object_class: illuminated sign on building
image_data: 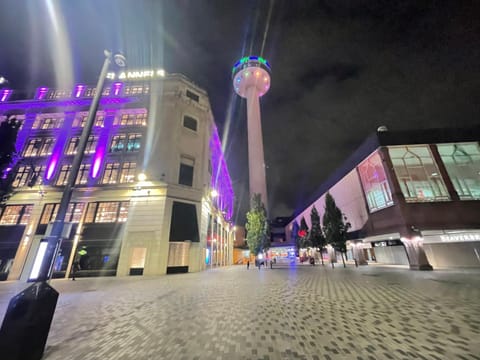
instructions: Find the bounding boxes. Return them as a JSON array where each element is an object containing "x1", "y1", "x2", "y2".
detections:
[
  {"x1": 423, "y1": 232, "x2": 480, "y2": 244},
  {"x1": 106, "y1": 69, "x2": 166, "y2": 80},
  {"x1": 440, "y1": 233, "x2": 480, "y2": 242}
]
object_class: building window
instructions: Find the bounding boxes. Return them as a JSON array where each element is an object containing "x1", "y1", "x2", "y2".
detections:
[
  {"x1": 126, "y1": 133, "x2": 142, "y2": 152},
  {"x1": 101, "y1": 162, "x2": 120, "y2": 184},
  {"x1": 438, "y1": 143, "x2": 480, "y2": 200},
  {"x1": 186, "y1": 89, "x2": 199, "y2": 102},
  {"x1": 124, "y1": 86, "x2": 148, "y2": 95},
  {"x1": 39, "y1": 138, "x2": 55, "y2": 156},
  {"x1": 56, "y1": 164, "x2": 72, "y2": 186},
  {"x1": 119, "y1": 162, "x2": 136, "y2": 183},
  {"x1": 84, "y1": 201, "x2": 130, "y2": 223},
  {"x1": 23, "y1": 138, "x2": 42, "y2": 157},
  {"x1": 116, "y1": 111, "x2": 148, "y2": 126},
  {"x1": 48, "y1": 90, "x2": 71, "y2": 99},
  {"x1": 12, "y1": 165, "x2": 44, "y2": 188},
  {"x1": 65, "y1": 135, "x2": 97, "y2": 154},
  {"x1": 73, "y1": 112, "x2": 104, "y2": 127},
  {"x1": 85, "y1": 135, "x2": 98, "y2": 154},
  {"x1": 76, "y1": 164, "x2": 91, "y2": 185},
  {"x1": 23, "y1": 138, "x2": 55, "y2": 157},
  {"x1": 0, "y1": 205, "x2": 33, "y2": 225},
  {"x1": 12, "y1": 166, "x2": 31, "y2": 188},
  {"x1": 92, "y1": 203, "x2": 108, "y2": 222},
  {"x1": 66, "y1": 137, "x2": 80, "y2": 155},
  {"x1": 183, "y1": 115, "x2": 198, "y2": 132},
  {"x1": 39, "y1": 203, "x2": 85, "y2": 224},
  {"x1": 32, "y1": 115, "x2": 64, "y2": 130},
  {"x1": 94, "y1": 115, "x2": 105, "y2": 127},
  {"x1": 388, "y1": 145, "x2": 450, "y2": 202},
  {"x1": 110, "y1": 134, "x2": 126, "y2": 152},
  {"x1": 358, "y1": 151, "x2": 394, "y2": 212},
  {"x1": 179, "y1": 156, "x2": 194, "y2": 187}
]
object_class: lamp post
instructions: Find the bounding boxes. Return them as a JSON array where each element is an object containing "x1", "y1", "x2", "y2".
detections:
[
  {"x1": 45, "y1": 50, "x2": 125, "y2": 280},
  {"x1": 0, "y1": 50, "x2": 126, "y2": 360}
]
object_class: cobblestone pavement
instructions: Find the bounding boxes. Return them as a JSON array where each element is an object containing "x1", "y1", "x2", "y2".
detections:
[{"x1": 1, "y1": 264, "x2": 480, "y2": 360}]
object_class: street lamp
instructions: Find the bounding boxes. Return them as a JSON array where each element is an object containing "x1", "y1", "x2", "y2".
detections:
[
  {"x1": 41, "y1": 50, "x2": 126, "y2": 281},
  {"x1": 0, "y1": 50, "x2": 126, "y2": 360}
]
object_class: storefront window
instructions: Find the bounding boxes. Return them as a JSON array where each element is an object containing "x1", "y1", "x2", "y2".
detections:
[
  {"x1": 437, "y1": 142, "x2": 480, "y2": 200},
  {"x1": 358, "y1": 151, "x2": 394, "y2": 212},
  {"x1": 388, "y1": 145, "x2": 449, "y2": 202}
]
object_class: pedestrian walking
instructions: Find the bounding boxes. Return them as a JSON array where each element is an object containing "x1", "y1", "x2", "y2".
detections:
[
  {"x1": 71, "y1": 261, "x2": 80, "y2": 281},
  {"x1": 247, "y1": 260, "x2": 250, "y2": 270}
]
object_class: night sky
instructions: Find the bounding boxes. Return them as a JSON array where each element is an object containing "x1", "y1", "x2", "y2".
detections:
[{"x1": 1, "y1": 0, "x2": 479, "y2": 223}]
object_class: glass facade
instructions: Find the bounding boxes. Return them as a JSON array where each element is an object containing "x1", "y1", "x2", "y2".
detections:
[
  {"x1": 437, "y1": 142, "x2": 480, "y2": 200},
  {"x1": 358, "y1": 151, "x2": 394, "y2": 212},
  {"x1": 388, "y1": 145, "x2": 449, "y2": 202}
]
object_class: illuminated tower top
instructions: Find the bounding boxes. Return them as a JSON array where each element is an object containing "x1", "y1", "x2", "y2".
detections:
[{"x1": 232, "y1": 56, "x2": 271, "y2": 98}]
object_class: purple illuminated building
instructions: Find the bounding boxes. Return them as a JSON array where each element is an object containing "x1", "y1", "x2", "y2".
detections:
[{"x1": 0, "y1": 70, "x2": 235, "y2": 281}]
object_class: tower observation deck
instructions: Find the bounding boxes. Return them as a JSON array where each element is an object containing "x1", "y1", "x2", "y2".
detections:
[{"x1": 232, "y1": 56, "x2": 271, "y2": 210}]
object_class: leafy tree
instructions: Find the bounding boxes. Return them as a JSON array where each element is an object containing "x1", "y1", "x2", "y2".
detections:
[
  {"x1": 298, "y1": 216, "x2": 311, "y2": 251},
  {"x1": 0, "y1": 116, "x2": 21, "y2": 205},
  {"x1": 309, "y1": 205, "x2": 326, "y2": 265},
  {"x1": 322, "y1": 192, "x2": 351, "y2": 268},
  {"x1": 291, "y1": 220, "x2": 299, "y2": 255},
  {"x1": 245, "y1": 193, "x2": 270, "y2": 257}
]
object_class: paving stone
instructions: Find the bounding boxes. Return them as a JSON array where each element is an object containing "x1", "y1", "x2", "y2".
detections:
[{"x1": 0, "y1": 265, "x2": 479, "y2": 359}]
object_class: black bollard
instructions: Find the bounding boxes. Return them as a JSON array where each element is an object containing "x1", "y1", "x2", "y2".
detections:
[{"x1": 0, "y1": 282, "x2": 59, "y2": 360}]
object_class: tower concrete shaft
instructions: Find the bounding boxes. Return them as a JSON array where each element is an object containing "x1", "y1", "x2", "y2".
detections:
[{"x1": 245, "y1": 86, "x2": 268, "y2": 208}]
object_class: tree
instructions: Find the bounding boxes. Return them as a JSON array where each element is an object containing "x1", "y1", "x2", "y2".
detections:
[
  {"x1": 245, "y1": 193, "x2": 270, "y2": 257},
  {"x1": 298, "y1": 217, "x2": 311, "y2": 253},
  {"x1": 309, "y1": 205, "x2": 326, "y2": 265},
  {"x1": 291, "y1": 220, "x2": 299, "y2": 255},
  {"x1": 0, "y1": 116, "x2": 21, "y2": 205},
  {"x1": 322, "y1": 192, "x2": 351, "y2": 268}
]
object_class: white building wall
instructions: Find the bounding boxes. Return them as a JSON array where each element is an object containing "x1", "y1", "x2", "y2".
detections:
[{"x1": 288, "y1": 169, "x2": 369, "y2": 234}]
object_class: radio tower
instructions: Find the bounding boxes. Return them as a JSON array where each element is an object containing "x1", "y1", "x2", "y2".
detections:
[{"x1": 232, "y1": 56, "x2": 271, "y2": 209}]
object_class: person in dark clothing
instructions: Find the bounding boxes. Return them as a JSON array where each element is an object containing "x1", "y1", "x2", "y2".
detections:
[
  {"x1": 247, "y1": 260, "x2": 250, "y2": 270},
  {"x1": 71, "y1": 261, "x2": 80, "y2": 281}
]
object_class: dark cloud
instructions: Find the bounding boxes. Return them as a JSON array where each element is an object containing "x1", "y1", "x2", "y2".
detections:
[{"x1": 1, "y1": 0, "x2": 479, "y2": 222}]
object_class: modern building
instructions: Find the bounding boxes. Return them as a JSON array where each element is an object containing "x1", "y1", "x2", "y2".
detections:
[
  {"x1": 232, "y1": 56, "x2": 271, "y2": 209},
  {"x1": 287, "y1": 126, "x2": 480, "y2": 269},
  {"x1": 0, "y1": 69, "x2": 235, "y2": 281}
]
